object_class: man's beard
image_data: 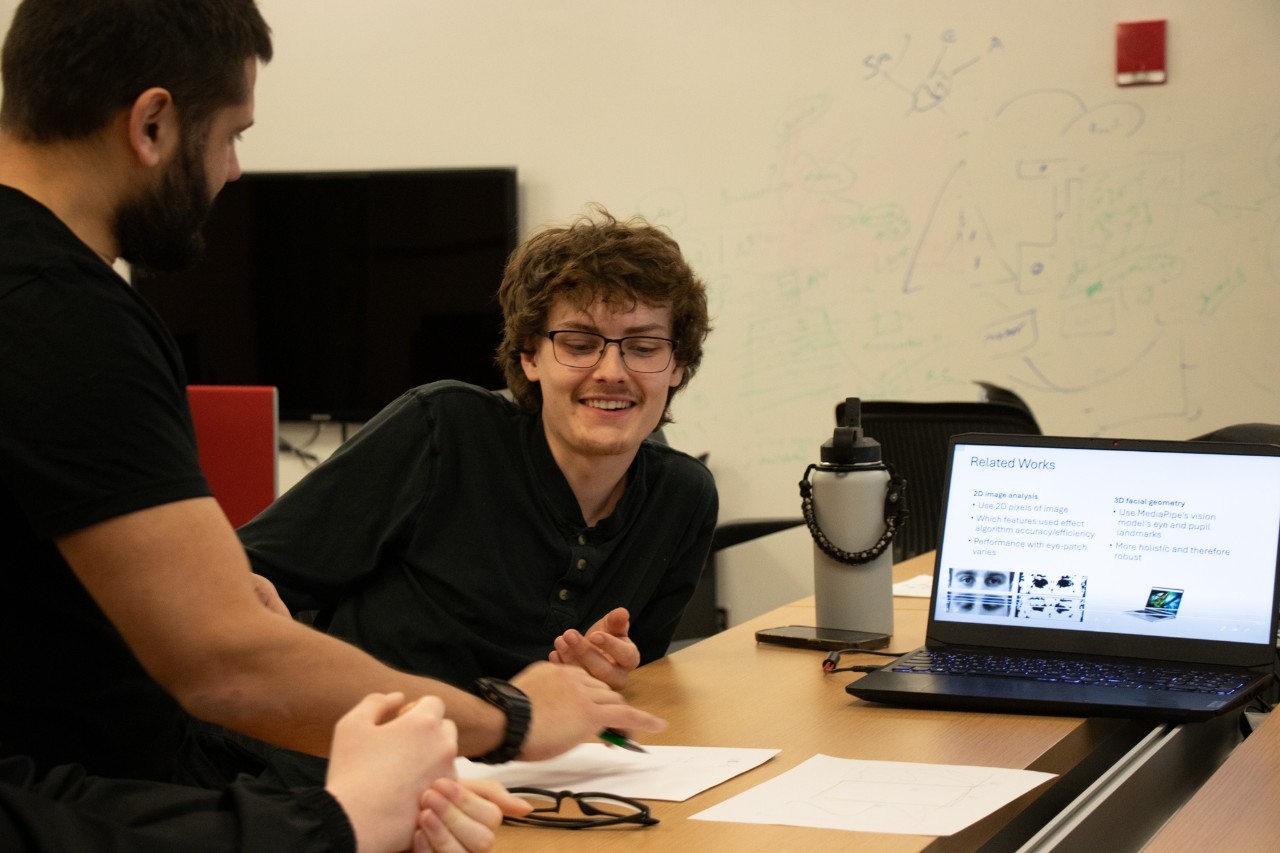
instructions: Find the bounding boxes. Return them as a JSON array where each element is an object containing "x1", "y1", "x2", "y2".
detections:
[{"x1": 115, "y1": 137, "x2": 213, "y2": 273}]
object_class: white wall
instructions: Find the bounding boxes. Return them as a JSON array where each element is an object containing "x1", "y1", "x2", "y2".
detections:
[{"x1": 7, "y1": 1, "x2": 1280, "y2": 625}]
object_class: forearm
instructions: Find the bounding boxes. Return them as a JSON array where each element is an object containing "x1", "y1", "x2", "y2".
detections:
[
  {"x1": 174, "y1": 615, "x2": 505, "y2": 759},
  {"x1": 57, "y1": 499, "x2": 506, "y2": 761}
]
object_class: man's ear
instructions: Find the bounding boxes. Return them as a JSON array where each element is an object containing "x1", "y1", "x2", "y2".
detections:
[
  {"x1": 520, "y1": 346, "x2": 541, "y2": 383},
  {"x1": 127, "y1": 87, "x2": 178, "y2": 167}
]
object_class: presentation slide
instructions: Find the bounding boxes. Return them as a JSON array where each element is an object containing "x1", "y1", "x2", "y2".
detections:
[{"x1": 933, "y1": 444, "x2": 1280, "y2": 645}]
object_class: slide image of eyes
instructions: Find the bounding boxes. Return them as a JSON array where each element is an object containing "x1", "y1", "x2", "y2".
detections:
[
  {"x1": 946, "y1": 592, "x2": 1013, "y2": 617},
  {"x1": 949, "y1": 568, "x2": 1014, "y2": 591},
  {"x1": 1016, "y1": 595, "x2": 1085, "y2": 622},
  {"x1": 1020, "y1": 573, "x2": 1087, "y2": 597}
]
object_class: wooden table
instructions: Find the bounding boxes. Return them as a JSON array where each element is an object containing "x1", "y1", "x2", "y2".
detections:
[
  {"x1": 496, "y1": 552, "x2": 1125, "y2": 851},
  {"x1": 1142, "y1": 710, "x2": 1280, "y2": 852}
]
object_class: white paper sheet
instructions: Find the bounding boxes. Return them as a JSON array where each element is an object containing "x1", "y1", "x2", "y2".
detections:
[
  {"x1": 893, "y1": 573, "x2": 934, "y2": 598},
  {"x1": 456, "y1": 743, "x2": 779, "y2": 801},
  {"x1": 690, "y1": 754, "x2": 1055, "y2": 836}
]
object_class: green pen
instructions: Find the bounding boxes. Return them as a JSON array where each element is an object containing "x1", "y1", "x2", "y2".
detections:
[{"x1": 599, "y1": 728, "x2": 648, "y2": 753}]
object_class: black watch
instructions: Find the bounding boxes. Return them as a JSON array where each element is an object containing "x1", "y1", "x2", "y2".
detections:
[{"x1": 471, "y1": 677, "x2": 531, "y2": 764}]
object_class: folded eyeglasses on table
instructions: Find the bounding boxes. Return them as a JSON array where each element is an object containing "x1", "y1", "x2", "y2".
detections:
[{"x1": 503, "y1": 787, "x2": 659, "y2": 830}]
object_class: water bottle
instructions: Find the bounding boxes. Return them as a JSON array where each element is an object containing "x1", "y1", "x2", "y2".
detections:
[{"x1": 799, "y1": 398, "x2": 907, "y2": 635}]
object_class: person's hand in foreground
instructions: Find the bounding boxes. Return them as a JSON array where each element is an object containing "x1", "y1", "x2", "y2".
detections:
[
  {"x1": 549, "y1": 607, "x2": 640, "y2": 690},
  {"x1": 415, "y1": 778, "x2": 532, "y2": 853},
  {"x1": 325, "y1": 693, "x2": 524, "y2": 853}
]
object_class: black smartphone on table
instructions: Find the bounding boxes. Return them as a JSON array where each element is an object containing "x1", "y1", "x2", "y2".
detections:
[{"x1": 754, "y1": 625, "x2": 891, "y2": 652}]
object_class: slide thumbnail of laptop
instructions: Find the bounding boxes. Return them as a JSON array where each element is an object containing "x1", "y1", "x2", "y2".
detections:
[{"x1": 1130, "y1": 586, "x2": 1184, "y2": 620}]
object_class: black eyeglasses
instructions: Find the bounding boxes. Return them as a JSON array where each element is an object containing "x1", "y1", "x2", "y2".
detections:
[
  {"x1": 544, "y1": 330, "x2": 678, "y2": 373},
  {"x1": 503, "y1": 786, "x2": 659, "y2": 830}
]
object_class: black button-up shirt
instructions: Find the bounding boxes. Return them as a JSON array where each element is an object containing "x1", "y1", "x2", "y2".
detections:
[{"x1": 241, "y1": 381, "x2": 718, "y2": 688}]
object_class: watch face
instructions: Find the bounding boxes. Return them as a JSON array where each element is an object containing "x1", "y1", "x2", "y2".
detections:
[
  {"x1": 474, "y1": 679, "x2": 531, "y2": 718},
  {"x1": 479, "y1": 678, "x2": 519, "y2": 700}
]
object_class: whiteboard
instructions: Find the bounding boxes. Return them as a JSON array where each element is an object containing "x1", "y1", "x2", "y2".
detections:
[{"x1": 7, "y1": 0, "x2": 1280, "y2": 536}]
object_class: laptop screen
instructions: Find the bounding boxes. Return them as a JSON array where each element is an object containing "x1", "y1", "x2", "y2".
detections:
[
  {"x1": 932, "y1": 436, "x2": 1280, "y2": 649},
  {"x1": 1142, "y1": 586, "x2": 1183, "y2": 615}
]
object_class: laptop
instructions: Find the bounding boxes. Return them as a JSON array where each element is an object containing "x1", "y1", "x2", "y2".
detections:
[
  {"x1": 847, "y1": 433, "x2": 1280, "y2": 721},
  {"x1": 1129, "y1": 586, "x2": 1184, "y2": 621}
]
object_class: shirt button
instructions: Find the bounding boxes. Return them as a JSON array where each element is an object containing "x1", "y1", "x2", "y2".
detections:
[
  {"x1": 558, "y1": 589, "x2": 570, "y2": 601},
  {"x1": 577, "y1": 535, "x2": 586, "y2": 545},
  {"x1": 576, "y1": 558, "x2": 587, "y2": 570}
]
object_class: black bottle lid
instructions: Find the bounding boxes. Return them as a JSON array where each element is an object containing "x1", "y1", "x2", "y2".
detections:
[{"x1": 820, "y1": 397, "x2": 882, "y2": 465}]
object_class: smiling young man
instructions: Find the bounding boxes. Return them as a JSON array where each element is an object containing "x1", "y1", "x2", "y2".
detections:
[
  {"x1": 526, "y1": 301, "x2": 685, "y2": 524},
  {"x1": 239, "y1": 209, "x2": 717, "y2": 746}
]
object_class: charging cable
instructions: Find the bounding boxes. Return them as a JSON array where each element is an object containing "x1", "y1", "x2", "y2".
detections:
[{"x1": 822, "y1": 647, "x2": 902, "y2": 674}]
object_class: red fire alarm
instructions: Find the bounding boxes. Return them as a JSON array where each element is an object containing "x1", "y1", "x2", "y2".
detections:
[{"x1": 1116, "y1": 20, "x2": 1167, "y2": 86}]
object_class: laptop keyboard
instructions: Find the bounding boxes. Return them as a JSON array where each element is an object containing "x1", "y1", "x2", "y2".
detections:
[{"x1": 892, "y1": 649, "x2": 1250, "y2": 696}]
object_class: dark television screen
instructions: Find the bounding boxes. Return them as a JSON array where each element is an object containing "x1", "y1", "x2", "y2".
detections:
[{"x1": 134, "y1": 168, "x2": 518, "y2": 421}]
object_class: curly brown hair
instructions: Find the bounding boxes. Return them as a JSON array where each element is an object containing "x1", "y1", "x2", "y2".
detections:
[{"x1": 496, "y1": 206, "x2": 710, "y2": 428}]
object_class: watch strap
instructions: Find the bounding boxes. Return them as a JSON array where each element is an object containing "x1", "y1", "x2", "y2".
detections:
[{"x1": 471, "y1": 677, "x2": 531, "y2": 764}]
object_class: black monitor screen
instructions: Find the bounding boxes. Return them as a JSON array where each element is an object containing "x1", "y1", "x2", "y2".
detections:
[{"x1": 134, "y1": 168, "x2": 518, "y2": 421}]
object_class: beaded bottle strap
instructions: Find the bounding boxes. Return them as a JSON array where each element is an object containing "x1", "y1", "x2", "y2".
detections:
[{"x1": 798, "y1": 463, "x2": 909, "y2": 566}]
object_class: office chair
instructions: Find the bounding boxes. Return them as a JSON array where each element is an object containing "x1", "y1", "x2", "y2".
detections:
[
  {"x1": 974, "y1": 381, "x2": 1039, "y2": 419},
  {"x1": 187, "y1": 385, "x2": 279, "y2": 528},
  {"x1": 669, "y1": 517, "x2": 806, "y2": 645},
  {"x1": 836, "y1": 386, "x2": 1042, "y2": 564},
  {"x1": 1189, "y1": 423, "x2": 1280, "y2": 445}
]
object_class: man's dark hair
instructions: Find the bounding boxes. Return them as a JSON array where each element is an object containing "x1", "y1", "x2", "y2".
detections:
[
  {"x1": 1, "y1": 0, "x2": 273, "y2": 143},
  {"x1": 496, "y1": 205, "x2": 711, "y2": 428}
]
